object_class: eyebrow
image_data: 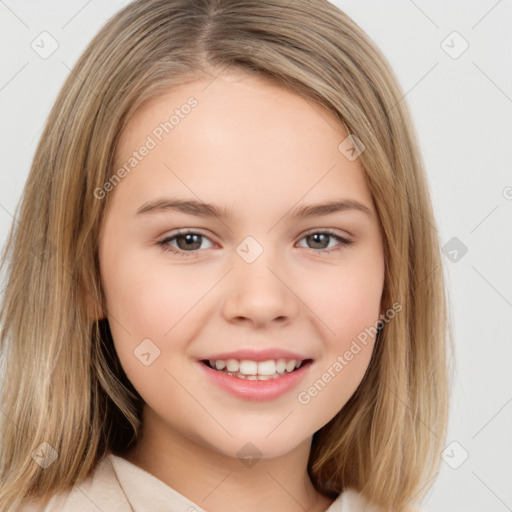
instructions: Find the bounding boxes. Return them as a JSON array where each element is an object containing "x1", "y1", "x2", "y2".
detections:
[{"x1": 135, "y1": 197, "x2": 373, "y2": 220}]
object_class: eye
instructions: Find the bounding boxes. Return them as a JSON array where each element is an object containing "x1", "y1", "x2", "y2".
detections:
[
  {"x1": 296, "y1": 229, "x2": 353, "y2": 254},
  {"x1": 157, "y1": 230, "x2": 214, "y2": 258},
  {"x1": 156, "y1": 228, "x2": 353, "y2": 258}
]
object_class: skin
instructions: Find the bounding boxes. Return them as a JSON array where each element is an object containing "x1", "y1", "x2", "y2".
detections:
[{"x1": 98, "y1": 70, "x2": 385, "y2": 512}]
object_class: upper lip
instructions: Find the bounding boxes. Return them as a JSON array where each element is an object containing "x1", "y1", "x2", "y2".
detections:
[{"x1": 199, "y1": 348, "x2": 313, "y2": 363}]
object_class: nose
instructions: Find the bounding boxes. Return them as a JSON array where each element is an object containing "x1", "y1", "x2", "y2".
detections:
[{"x1": 221, "y1": 249, "x2": 299, "y2": 328}]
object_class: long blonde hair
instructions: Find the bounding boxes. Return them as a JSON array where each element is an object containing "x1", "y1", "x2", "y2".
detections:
[{"x1": 0, "y1": 1, "x2": 451, "y2": 510}]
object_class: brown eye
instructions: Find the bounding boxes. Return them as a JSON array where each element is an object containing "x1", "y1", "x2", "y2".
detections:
[
  {"x1": 174, "y1": 233, "x2": 203, "y2": 251},
  {"x1": 157, "y1": 230, "x2": 214, "y2": 257}
]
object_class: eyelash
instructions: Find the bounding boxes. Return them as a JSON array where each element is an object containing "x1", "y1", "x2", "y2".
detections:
[{"x1": 156, "y1": 229, "x2": 353, "y2": 258}]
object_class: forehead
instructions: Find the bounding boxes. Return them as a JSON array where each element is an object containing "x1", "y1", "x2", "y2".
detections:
[{"x1": 110, "y1": 72, "x2": 375, "y2": 218}]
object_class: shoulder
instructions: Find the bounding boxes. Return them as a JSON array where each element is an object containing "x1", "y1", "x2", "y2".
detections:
[
  {"x1": 19, "y1": 454, "x2": 131, "y2": 511},
  {"x1": 329, "y1": 488, "x2": 423, "y2": 512},
  {"x1": 19, "y1": 489, "x2": 71, "y2": 512},
  {"x1": 328, "y1": 488, "x2": 376, "y2": 511}
]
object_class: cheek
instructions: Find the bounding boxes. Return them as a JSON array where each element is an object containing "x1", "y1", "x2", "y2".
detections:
[
  {"x1": 296, "y1": 269, "x2": 380, "y2": 423},
  {"x1": 297, "y1": 346, "x2": 373, "y2": 431},
  {"x1": 101, "y1": 256, "x2": 197, "y2": 403},
  {"x1": 294, "y1": 255, "x2": 383, "y2": 416},
  {"x1": 101, "y1": 249, "x2": 208, "y2": 337},
  {"x1": 302, "y1": 259, "x2": 383, "y2": 342},
  {"x1": 101, "y1": 249, "x2": 218, "y2": 386}
]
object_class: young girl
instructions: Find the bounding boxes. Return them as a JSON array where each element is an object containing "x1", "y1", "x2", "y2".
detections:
[{"x1": 0, "y1": 1, "x2": 450, "y2": 511}]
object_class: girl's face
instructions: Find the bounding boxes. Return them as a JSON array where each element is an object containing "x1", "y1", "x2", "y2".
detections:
[{"x1": 99, "y1": 72, "x2": 385, "y2": 459}]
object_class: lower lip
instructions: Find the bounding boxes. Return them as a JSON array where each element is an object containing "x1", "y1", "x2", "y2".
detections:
[{"x1": 197, "y1": 360, "x2": 313, "y2": 401}]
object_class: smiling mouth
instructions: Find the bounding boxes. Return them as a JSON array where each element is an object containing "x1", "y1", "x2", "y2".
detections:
[{"x1": 200, "y1": 359, "x2": 313, "y2": 380}]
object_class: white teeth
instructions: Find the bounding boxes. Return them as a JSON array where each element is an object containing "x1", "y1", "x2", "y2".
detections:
[
  {"x1": 239, "y1": 360, "x2": 258, "y2": 375},
  {"x1": 285, "y1": 360, "x2": 297, "y2": 372},
  {"x1": 276, "y1": 359, "x2": 286, "y2": 373},
  {"x1": 206, "y1": 357, "x2": 306, "y2": 378},
  {"x1": 257, "y1": 360, "x2": 276, "y2": 375},
  {"x1": 226, "y1": 359, "x2": 239, "y2": 372}
]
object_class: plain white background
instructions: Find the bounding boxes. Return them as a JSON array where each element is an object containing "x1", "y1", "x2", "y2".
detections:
[{"x1": 0, "y1": 1, "x2": 511, "y2": 510}]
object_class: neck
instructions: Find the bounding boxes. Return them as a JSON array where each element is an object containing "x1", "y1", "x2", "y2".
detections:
[{"x1": 119, "y1": 406, "x2": 334, "y2": 512}]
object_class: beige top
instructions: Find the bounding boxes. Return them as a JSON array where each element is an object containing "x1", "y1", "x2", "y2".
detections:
[{"x1": 22, "y1": 453, "x2": 379, "y2": 511}]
